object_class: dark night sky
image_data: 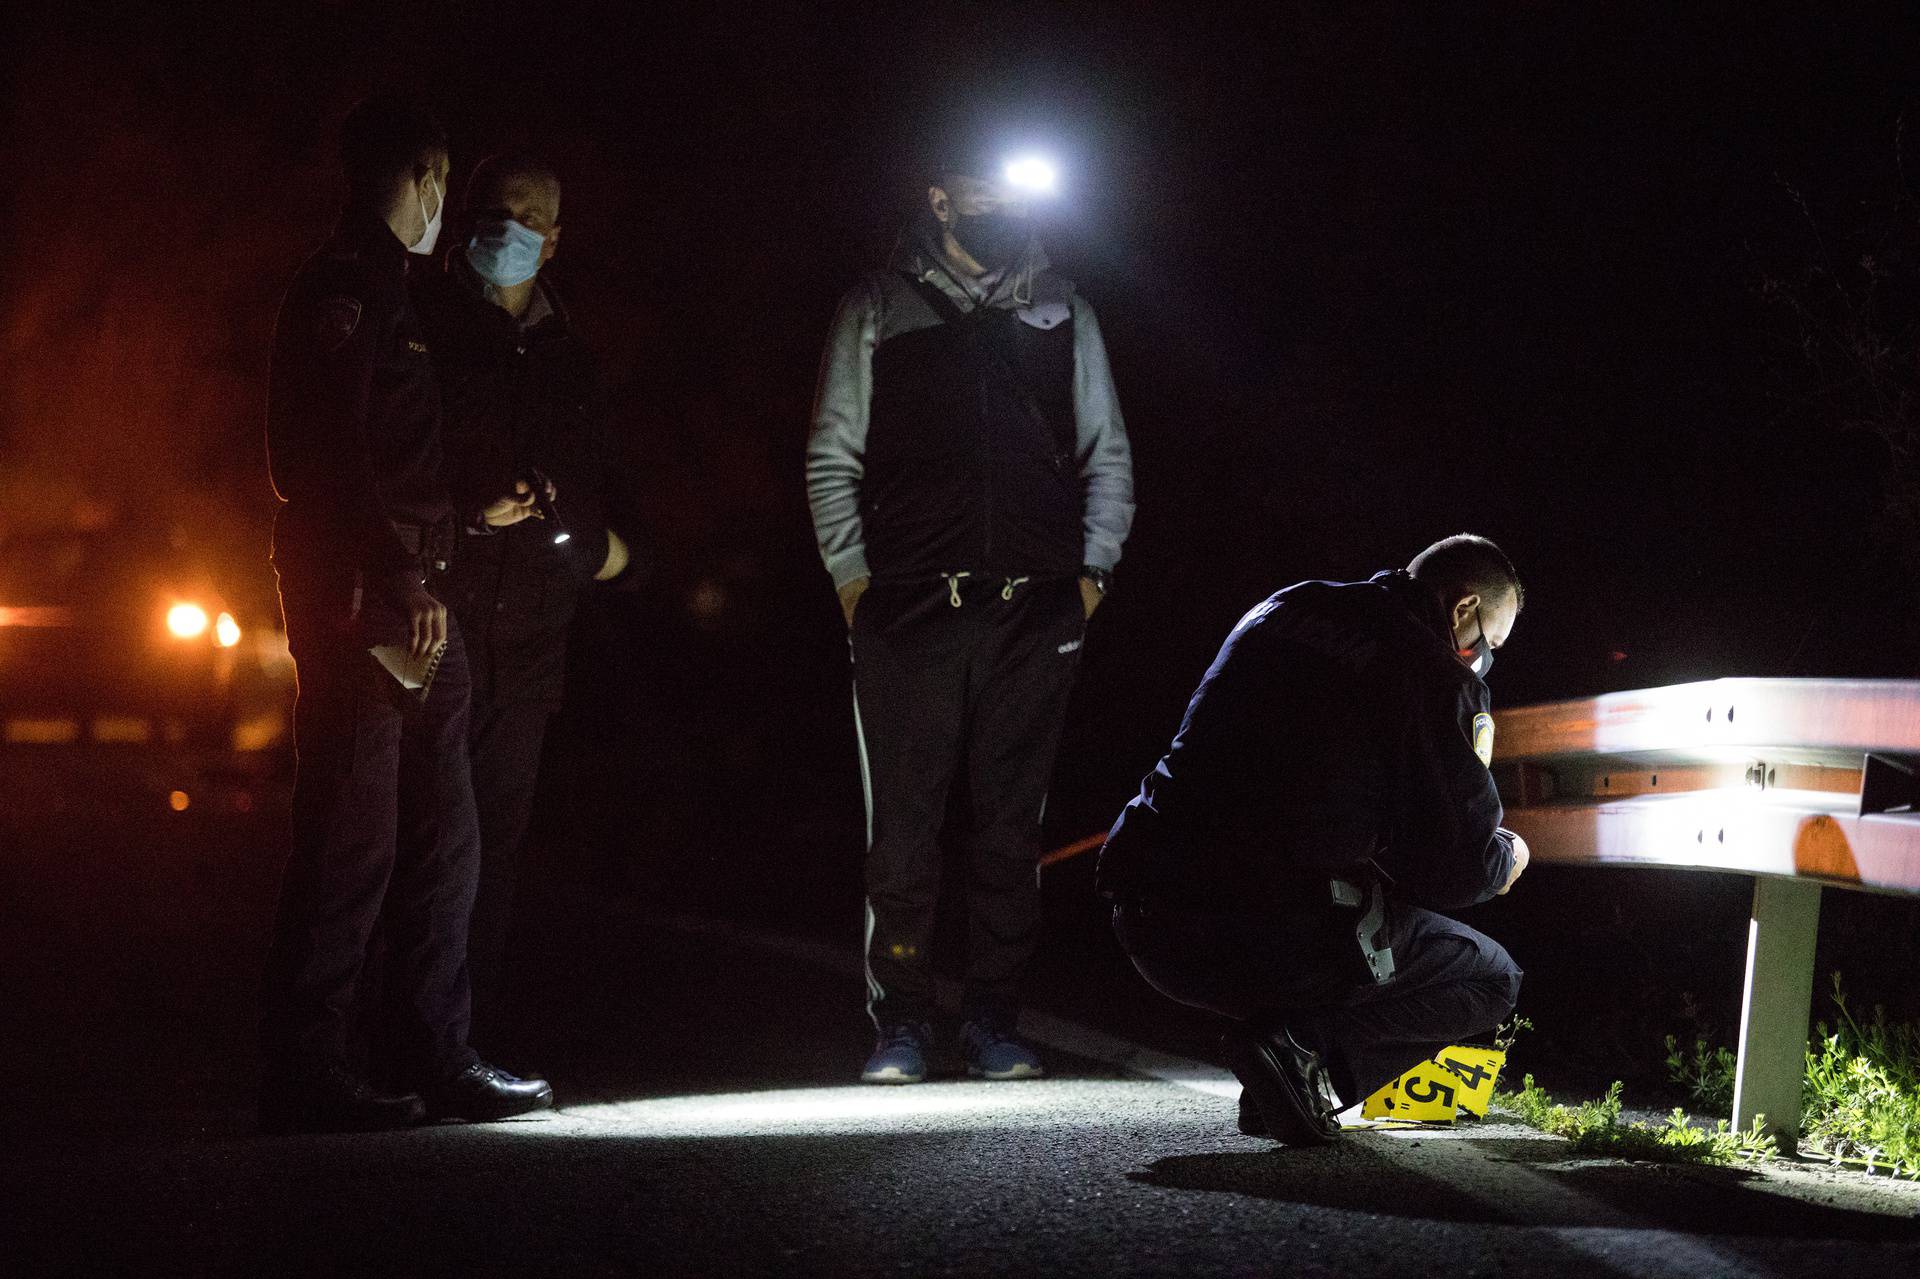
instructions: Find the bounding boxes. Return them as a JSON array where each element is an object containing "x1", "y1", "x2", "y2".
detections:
[{"x1": 9, "y1": 1, "x2": 1920, "y2": 854}]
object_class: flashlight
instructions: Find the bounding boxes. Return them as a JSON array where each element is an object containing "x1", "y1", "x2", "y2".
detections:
[
  {"x1": 523, "y1": 468, "x2": 571, "y2": 546},
  {"x1": 1002, "y1": 154, "x2": 1059, "y2": 196}
]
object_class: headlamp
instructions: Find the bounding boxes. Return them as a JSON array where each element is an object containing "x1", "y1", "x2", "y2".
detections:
[{"x1": 1002, "y1": 154, "x2": 1059, "y2": 196}]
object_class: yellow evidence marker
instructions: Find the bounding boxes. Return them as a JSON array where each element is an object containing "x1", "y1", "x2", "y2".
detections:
[{"x1": 1357, "y1": 1045, "x2": 1506, "y2": 1125}]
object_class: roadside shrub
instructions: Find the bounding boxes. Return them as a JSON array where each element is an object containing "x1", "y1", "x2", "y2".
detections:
[
  {"x1": 1664, "y1": 1034, "x2": 1736, "y2": 1115},
  {"x1": 1800, "y1": 975, "x2": 1920, "y2": 1179},
  {"x1": 1660, "y1": 974, "x2": 1919, "y2": 1178}
]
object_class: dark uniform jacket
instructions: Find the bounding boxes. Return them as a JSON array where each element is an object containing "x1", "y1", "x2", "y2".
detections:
[
  {"x1": 1097, "y1": 570, "x2": 1516, "y2": 914},
  {"x1": 266, "y1": 211, "x2": 452, "y2": 619},
  {"x1": 410, "y1": 257, "x2": 613, "y2": 707}
]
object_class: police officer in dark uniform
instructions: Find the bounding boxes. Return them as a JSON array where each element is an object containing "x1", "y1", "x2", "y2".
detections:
[
  {"x1": 260, "y1": 94, "x2": 553, "y2": 1133},
  {"x1": 411, "y1": 152, "x2": 628, "y2": 1049},
  {"x1": 1099, "y1": 535, "x2": 1530, "y2": 1145}
]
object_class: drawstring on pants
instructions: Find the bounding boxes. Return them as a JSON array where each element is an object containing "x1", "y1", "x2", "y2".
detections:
[{"x1": 938, "y1": 572, "x2": 1034, "y2": 606}]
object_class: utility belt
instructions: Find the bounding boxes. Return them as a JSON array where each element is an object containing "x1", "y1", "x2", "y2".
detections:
[
  {"x1": 1117, "y1": 867, "x2": 1397, "y2": 986},
  {"x1": 391, "y1": 515, "x2": 459, "y2": 574},
  {"x1": 1329, "y1": 870, "x2": 1397, "y2": 984}
]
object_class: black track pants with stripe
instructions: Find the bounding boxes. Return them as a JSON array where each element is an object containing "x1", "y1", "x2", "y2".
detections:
[{"x1": 851, "y1": 574, "x2": 1085, "y2": 1027}]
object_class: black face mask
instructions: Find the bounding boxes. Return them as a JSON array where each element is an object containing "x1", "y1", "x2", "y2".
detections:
[
  {"x1": 948, "y1": 208, "x2": 1030, "y2": 273},
  {"x1": 1457, "y1": 606, "x2": 1494, "y2": 678}
]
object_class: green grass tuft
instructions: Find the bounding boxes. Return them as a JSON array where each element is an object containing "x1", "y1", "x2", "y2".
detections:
[{"x1": 1495, "y1": 1076, "x2": 1776, "y2": 1167}]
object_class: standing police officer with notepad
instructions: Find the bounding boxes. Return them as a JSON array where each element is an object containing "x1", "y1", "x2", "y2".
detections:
[{"x1": 260, "y1": 93, "x2": 552, "y2": 1133}]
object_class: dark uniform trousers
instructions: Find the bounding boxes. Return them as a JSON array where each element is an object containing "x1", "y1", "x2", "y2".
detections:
[
  {"x1": 411, "y1": 262, "x2": 612, "y2": 1046},
  {"x1": 261, "y1": 600, "x2": 483, "y2": 1085},
  {"x1": 852, "y1": 574, "x2": 1085, "y2": 1027},
  {"x1": 462, "y1": 691, "x2": 557, "y2": 1042},
  {"x1": 1113, "y1": 889, "x2": 1521, "y2": 1107}
]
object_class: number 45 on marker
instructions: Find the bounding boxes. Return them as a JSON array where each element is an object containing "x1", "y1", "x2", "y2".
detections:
[{"x1": 1360, "y1": 1045, "x2": 1507, "y2": 1123}]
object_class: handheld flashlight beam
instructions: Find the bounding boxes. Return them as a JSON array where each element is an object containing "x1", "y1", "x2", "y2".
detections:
[{"x1": 523, "y1": 468, "x2": 571, "y2": 546}]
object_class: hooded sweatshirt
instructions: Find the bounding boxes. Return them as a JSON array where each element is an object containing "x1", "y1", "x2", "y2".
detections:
[{"x1": 806, "y1": 224, "x2": 1134, "y2": 588}]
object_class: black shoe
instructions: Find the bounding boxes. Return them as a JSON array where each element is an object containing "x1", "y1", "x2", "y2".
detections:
[
  {"x1": 259, "y1": 1063, "x2": 425, "y2": 1135},
  {"x1": 422, "y1": 1061, "x2": 554, "y2": 1122},
  {"x1": 1237, "y1": 1088, "x2": 1269, "y2": 1137},
  {"x1": 1220, "y1": 1025, "x2": 1341, "y2": 1147}
]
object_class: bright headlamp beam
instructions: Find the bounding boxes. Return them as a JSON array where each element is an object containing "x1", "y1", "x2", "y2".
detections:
[{"x1": 1002, "y1": 155, "x2": 1058, "y2": 195}]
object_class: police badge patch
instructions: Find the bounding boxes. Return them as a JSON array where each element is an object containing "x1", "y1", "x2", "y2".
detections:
[
  {"x1": 1471, "y1": 712, "x2": 1495, "y2": 767},
  {"x1": 314, "y1": 295, "x2": 363, "y2": 351}
]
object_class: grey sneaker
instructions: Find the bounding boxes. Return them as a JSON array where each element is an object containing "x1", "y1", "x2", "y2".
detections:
[
  {"x1": 961, "y1": 1016, "x2": 1046, "y2": 1080},
  {"x1": 862, "y1": 1021, "x2": 931, "y2": 1084}
]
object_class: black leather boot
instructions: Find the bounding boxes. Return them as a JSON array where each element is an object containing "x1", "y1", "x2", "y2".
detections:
[
  {"x1": 422, "y1": 1061, "x2": 554, "y2": 1122},
  {"x1": 1237, "y1": 1088, "x2": 1269, "y2": 1137},
  {"x1": 259, "y1": 1063, "x2": 425, "y2": 1135},
  {"x1": 1220, "y1": 1025, "x2": 1342, "y2": 1146}
]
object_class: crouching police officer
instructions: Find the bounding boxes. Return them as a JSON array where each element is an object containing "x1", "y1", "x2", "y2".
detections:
[
  {"x1": 259, "y1": 94, "x2": 553, "y2": 1133},
  {"x1": 1099, "y1": 535, "x2": 1529, "y2": 1145},
  {"x1": 411, "y1": 151, "x2": 630, "y2": 1052}
]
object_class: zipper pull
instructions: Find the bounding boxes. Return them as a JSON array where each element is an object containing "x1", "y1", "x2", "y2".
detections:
[
  {"x1": 942, "y1": 572, "x2": 970, "y2": 608},
  {"x1": 1001, "y1": 575, "x2": 1029, "y2": 601}
]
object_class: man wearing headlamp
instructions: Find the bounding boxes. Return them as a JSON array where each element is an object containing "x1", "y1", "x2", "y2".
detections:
[
  {"x1": 807, "y1": 145, "x2": 1135, "y2": 1084},
  {"x1": 412, "y1": 151, "x2": 631, "y2": 1055}
]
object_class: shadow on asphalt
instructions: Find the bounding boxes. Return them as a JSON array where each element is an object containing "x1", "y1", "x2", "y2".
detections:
[
  {"x1": 1134, "y1": 1143, "x2": 1505, "y2": 1223},
  {"x1": 1130, "y1": 1138, "x2": 1920, "y2": 1240}
]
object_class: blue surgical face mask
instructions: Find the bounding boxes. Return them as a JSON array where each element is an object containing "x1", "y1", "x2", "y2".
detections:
[{"x1": 467, "y1": 217, "x2": 548, "y2": 287}]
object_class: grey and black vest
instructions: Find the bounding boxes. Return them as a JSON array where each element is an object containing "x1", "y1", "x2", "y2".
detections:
[{"x1": 862, "y1": 276, "x2": 1082, "y2": 582}]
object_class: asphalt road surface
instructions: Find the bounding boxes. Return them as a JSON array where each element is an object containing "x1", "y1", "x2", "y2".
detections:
[{"x1": 3, "y1": 800, "x2": 1919, "y2": 1276}]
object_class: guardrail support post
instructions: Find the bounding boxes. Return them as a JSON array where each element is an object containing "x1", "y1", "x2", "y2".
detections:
[{"x1": 1731, "y1": 876, "x2": 1821, "y2": 1152}]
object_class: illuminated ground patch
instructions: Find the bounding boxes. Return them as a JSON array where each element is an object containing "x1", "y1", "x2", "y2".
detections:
[{"x1": 530, "y1": 1078, "x2": 1202, "y2": 1140}]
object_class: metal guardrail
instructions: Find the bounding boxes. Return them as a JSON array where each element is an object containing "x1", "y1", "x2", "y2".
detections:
[{"x1": 1492, "y1": 677, "x2": 1920, "y2": 1150}]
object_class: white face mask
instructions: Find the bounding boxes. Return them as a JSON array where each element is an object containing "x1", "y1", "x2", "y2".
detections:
[{"x1": 409, "y1": 173, "x2": 444, "y2": 256}]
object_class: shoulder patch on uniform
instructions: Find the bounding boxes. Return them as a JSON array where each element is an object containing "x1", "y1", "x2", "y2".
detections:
[
  {"x1": 1471, "y1": 712, "x2": 1495, "y2": 768},
  {"x1": 314, "y1": 295, "x2": 363, "y2": 351}
]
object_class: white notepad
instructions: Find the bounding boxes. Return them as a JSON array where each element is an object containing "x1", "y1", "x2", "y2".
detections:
[{"x1": 369, "y1": 639, "x2": 447, "y2": 699}]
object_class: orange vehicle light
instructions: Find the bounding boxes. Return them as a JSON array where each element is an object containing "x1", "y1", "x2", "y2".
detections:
[{"x1": 167, "y1": 603, "x2": 210, "y2": 639}]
